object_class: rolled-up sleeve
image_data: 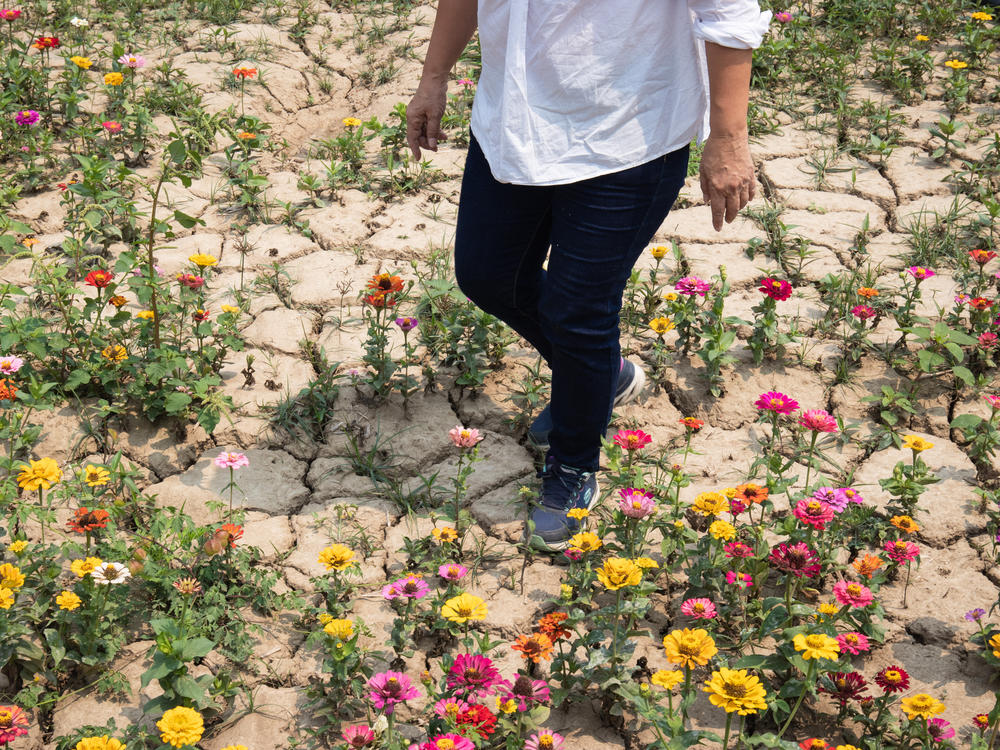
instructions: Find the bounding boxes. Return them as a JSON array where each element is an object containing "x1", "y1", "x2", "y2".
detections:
[{"x1": 687, "y1": 0, "x2": 772, "y2": 49}]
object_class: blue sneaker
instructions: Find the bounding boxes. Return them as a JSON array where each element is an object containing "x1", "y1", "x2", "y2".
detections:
[
  {"x1": 527, "y1": 358, "x2": 646, "y2": 451},
  {"x1": 528, "y1": 455, "x2": 600, "y2": 551}
]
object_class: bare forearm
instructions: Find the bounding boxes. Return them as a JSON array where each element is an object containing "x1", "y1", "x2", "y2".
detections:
[
  {"x1": 704, "y1": 42, "x2": 752, "y2": 138},
  {"x1": 420, "y1": 0, "x2": 478, "y2": 85}
]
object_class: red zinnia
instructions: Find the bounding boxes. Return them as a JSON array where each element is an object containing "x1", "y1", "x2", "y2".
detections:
[
  {"x1": 232, "y1": 66, "x2": 257, "y2": 78},
  {"x1": 769, "y1": 542, "x2": 821, "y2": 578},
  {"x1": 679, "y1": 416, "x2": 704, "y2": 430},
  {"x1": 66, "y1": 507, "x2": 110, "y2": 533},
  {"x1": 818, "y1": 671, "x2": 868, "y2": 707},
  {"x1": 970, "y1": 249, "x2": 997, "y2": 265},
  {"x1": 612, "y1": 429, "x2": 652, "y2": 451},
  {"x1": 456, "y1": 704, "x2": 497, "y2": 739},
  {"x1": 874, "y1": 665, "x2": 910, "y2": 693},
  {"x1": 970, "y1": 297, "x2": 994, "y2": 311},
  {"x1": 85, "y1": 269, "x2": 114, "y2": 288},
  {"x1": 759, "y1": 277, "x2": 792, "y2": 301}
]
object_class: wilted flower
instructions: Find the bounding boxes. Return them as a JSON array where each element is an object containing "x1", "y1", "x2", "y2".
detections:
[
  {"x1": 172, "y1": 577, "x2": 202, "y2": 596},
  {"x1": 926, "y1": 718, "x2": 956, "y2": 742},
  {"x1": 498, "y1": 675, "x2": 550, "y2": 711}
]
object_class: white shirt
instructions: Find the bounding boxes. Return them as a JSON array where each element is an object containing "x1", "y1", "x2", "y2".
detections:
[{"x1": 470, "y1": 0, "x2": 771, "y2": 186}]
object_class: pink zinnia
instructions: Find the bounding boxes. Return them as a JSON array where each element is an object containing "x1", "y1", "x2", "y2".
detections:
[
  {"x1": 0, "y1": 9, "x2": 22, "y2": 20},
  {"x1": 799, "y1": 409, "x2": 838, "y2": 433},
  {"x1": 838, "y1": 486, "x2": 864, "y2": 506},
  {"x1": 117, "y1": 52, "x2": 146, "y2": 68},
  {"x1": 618, "y1": 488, "x2": 657, "y2": 519},
  {"x1": 759, "y1": 277, "x2": 792, "y2": 300},
  {"x1": 176, "y1": 273, "x2": 204, "y2": 289},
  {"x1": 674, "y1": 276, "x2": 711, "y2": 296},
  {"x1": 433, "y1": 697, "x2": 469, "y2": 718},
  {"x1": 367, "y1": 671, "x2": 420, "y2": 714},
  {"x1": 926, "y1": 718, "x2": 956, "y2": 742},
  {"x1": 498, "y1": 675, "x2": 550, "y2": 710},
  {"x1": 906, "y1": 266, "x2": 935, "y2": 281},
  {"x1": 14, "y1": 109, "x2": 39, "y2": 126},
  {"x1": 525, "y1": 730, "x2": 565, "y2": 750},
  {"x1": 793, "y1": 498, "x2": 834, "y2": 530},
  {"x1": 835, "y1": 631, "x2": 871, "y2": 655},
  {"x1": 851, "y1": 304, "x2": 876, "y2": 320},
  {"x1": 833, "y1": 580, "x2": 874, "y2": 608},
  {"x1": 456, "y1": 78, "x2": 475, "y2": 87},
  {"x1": 102, "y1": 120, "x2": 122, "y2": 133},
  {"x1": 0, "y1": 356, "x2": 24, "y2": 374},
  {"x1": 420, "y1": 734, "x2": 475, "y2": 750},
  {"x1": 774, "y1": 11, "x2": 792, "y2": 22},
  {"x1": 726, "y1": 571, "x2": 752, "y2": 589},
  {"x1": 680, "y1": 597, "x2": 717, "y2": 619},
  {"x1": 979, "y1": 332, "x2": 998, "y2": 349},
  {"x1": 884, "y1": 539, "x2": 920, "y2": 564},
  {"x1": 0, "y1": 705, "x2": 29, "y2": 745},
  {"x1": 754, "y1": 391, "x2": 799, "y2": 415},
  {"x1": 449, "y1": 425, "x2": 483, "y2": 448},
  {"x1": 213, "y1": 451, "x2": 249, "y2": 469},
  {"x1": 613, "y1": 429, "x2": 652, "y2": 451},
  {"x1": 438, "y1": 563, "x2": 468, "y2": 581},
  {"x1": 812, "y1": 486, "x2": 847, "y2": 513},
  {"x1": 984, "y1": 394, "x2": 1000, "y2": 410},
  {"x1": 447, "y1": 654, "x2": 502, "y2": 698},
  {"x1": 382, "y1": 574, "x2": 430, "y2": 600},
  {"x1": 724, "y1": 541, "x2": 754, "y2": 558},
  {"x1": 342, "y1": 724, "x2": 376, "y2": 748},
  {"x1": 770, "y1": 542, "x2": 821, "y2": 578}
]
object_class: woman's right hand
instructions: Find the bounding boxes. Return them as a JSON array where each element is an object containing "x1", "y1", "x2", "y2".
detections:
[{"x1": 406, "y1": 78, "x2": 448, "y2": 161}]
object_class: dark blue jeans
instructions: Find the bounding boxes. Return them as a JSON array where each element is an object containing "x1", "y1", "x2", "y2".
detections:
[{"x1": 454, "y1": 134, "x2": 689, "y2": 471}]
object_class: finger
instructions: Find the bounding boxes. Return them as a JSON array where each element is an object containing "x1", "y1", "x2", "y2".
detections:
[
  {"x1": 406, "y1": 116, "x2": 424, "y2": 161},
  {"x1": 748, "y1": 177, "x2": 757, "y2": 203},
  {"x1": 425, "y1": 118, "x2": 442, "y2": 152},
  {"x1": 725, "y1": 191, "x2": 740, "y2": 224},
  {"x1": 710, "y1": 193, "x2": 725, "y2": 232}
]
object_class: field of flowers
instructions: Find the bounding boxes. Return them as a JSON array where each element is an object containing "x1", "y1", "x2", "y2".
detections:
[{"x1": 1, "y1": 0, "x2": 1000, "y2": 748}]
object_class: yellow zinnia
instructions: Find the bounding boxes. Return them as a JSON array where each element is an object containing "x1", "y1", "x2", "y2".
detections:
[
  {"x1": 103, "y1": 72, "x2": 124, "y2": 86},
  {"x1": 691, "y1": 491, "x2": 729, "y2": 516},
  {"x1": 662, "y1": 628, "x2": 717, "y2": 669},
  {"x1": 83, "y1": 464, "x2": 110, "y2": 487},
  {"x1": 792, "y1": 632, "x2": 840, "y2": 661},
  {"x1": 597, "y1": 557, "x2": 643, "y2": 590},
  {"x1": 901, "y1": 435, "x2": 934, "y2": 452},
  {"x1": 566, "y1": 508, "x2": 589, "y2": 520},
  {"x1": 157, "y1": 706, "x2": 204, "y2": 748},
  {"x1": 221, "y1": 304, "x2": 241, "y2": 314},
  {"x1": 70, "y1": 55, "x2": 92, "y2": 69},
  {"x1": 101, "y1": 344, "x2": 128, "y2": 362},
  {"x1": 441, "y1": 592, "x2": 488, "y2": 624},
  {"x1": 432, "y1": 526, "x2": 458, "y2": 543},
  {"x1": 970, "y1": 11, "x2": 993, "y2": 21},
  {"x1": 188, "y1": 253, "x2": 218, "y2": 268},
  {"x1": 651, "y1": 669, "x2": 683, "y2": 689},
  {"x1": 75, "y1": 736, "x2": 126, "y2": 750},
  {"x1": 342, "y1": 117, "x2": 362, "y2": 128},
  {"x1": 943, "y1": 59, "x2": 968, "y2": 70},
  {"x1": 703, "y1": 668, "x2": 769, "y2": 714},
  {"x1": 136, "y1": 310, "x2": 155, "y2": 320},
  {"x1": 0, "y1": 587, "x2": 13, "y2": 610},
  {"x1": 17, "y1": 457, "x2": 62, "y2": 491},
  {"x1": 708, "y1": 520, "x2": 735, "y2": 541},
  {"x1": 323, "y1": 618, "x2": 354, "y2": 640},
  {"x1": 9, "y1": 540, "x2": 28, "y2": 555},
  {"x1": 567, "y1": 531, "x2": 602, "y2": 552},
  {"x1": 649, "y1": 317, "x2": 675, "y2": 335},
  {"x1": 0, "y1": 563, "x2": 25, "y2": 590},
  {"x1": 71, "y1": 557, "x2": 103, "y2": 578},
  {"x1": 989, "y1": 633, "x2": 1000, "y2": 659},
  {"x1": 633, "y1": 556, "x2": 659, "y2": 569},
  {"x1": 57, "y1": 590, "x2": 82, "y2": 611},
  {"x1": 900, "y1": 693, "x2": 945, "y2": 720},
  {"x1": 649, "y1": 245, "x2": 668, "y2": 260},
  {"x1": 318, "y1": 544, "x2": 355, "y2": 571},
  {"x1": 914, "y1": 33, "x2": 929, "y2": 41}
]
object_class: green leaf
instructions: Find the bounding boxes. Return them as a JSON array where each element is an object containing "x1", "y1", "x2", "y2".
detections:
[
  {"x1": 163, "y1": 391, "x2": 192, "y2": 414},
  {"x1": 168, "y1": 140, "x2": 187, "y2": 164},
  {"x1": 951, "y1": 413, "x2": 983, "y2": 430},
  {"x1": 64, "y1": 369, "x2": 91, "y2": 390},
  {"x1": 176, "y1": 637, "x2": 214, "y2": 661},
  {"x1": 141, "y1": 651, "x2": 181, "y2": 688},
  {"x1": 952, "y1": 366, "x2": 974, "y2": 387},
  {"x1": 173, "y1": 210, "x2": 204, "y2": 229},
  {"x1": 172, "y1": 675, "x2": 206, "y2": 703}
]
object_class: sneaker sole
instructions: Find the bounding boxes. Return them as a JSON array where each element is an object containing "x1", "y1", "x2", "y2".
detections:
[
  {"x1": 528, "y1": 362, "x2": 646, "y2": 453},
  {"x1": 527, "y1": 476, "x2": 602, "y2": 553}
]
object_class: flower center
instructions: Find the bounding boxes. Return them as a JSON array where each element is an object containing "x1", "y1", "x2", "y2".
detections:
[
  {"x1": 437, "y1": 741, "x2": 455, "y2": 750},
  {"x1": 885, "y1": 670, "x2": 901, "y2": 682},
  {"x1": 539, "y1": 736, "x2": 555, "y2": 750},
  {"x1": 847, "y1": 584, "x2": 862, "y2": 596},
  {"x1": 846, "y1": 634, "x2": 858, "y2": 644},
  {"x1": 806, "y1": 635, "x2": 826, "y2": 648},
  {"x1": 692, "y1": 603, "x2": 705, "y2": 613},
  {"x1": 0, "y1": 711, "x2": 11, "y2": 727},
  {"x1": 724, "y1": 680, "x2": 747, "y2": 698},
  {"x1": 464, "y1": 668, "x2": 481, "y2": 681},
  {"x1": 807, "y1": 501, "x2": 821, "y2": 513},
  {"x1": 513, "y1": 675, "x2": 533, "y2": 696}
]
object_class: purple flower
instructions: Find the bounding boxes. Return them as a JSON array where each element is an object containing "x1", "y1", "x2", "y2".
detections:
[
  {"x1": 814, "y1": 486, "x2": 848, "y2": 513},
  {"x1": 674, "y1": 276, "x2": 711, "y2": 296},
  {"x1": 394, "y1": 316, "x2": 418, "y2": 332},
  {"x1": 438, "y1": 563, "x2": 468, "y2": 581},
  {"x1": 774, "y1": 10, "x2": 793, "y2": 22},
  {"x1": 965, "y1": 608, "x2": 986, "y2": 622},
  {"x1": 618, "y1": 488, "x2": 657, "y2": 519},
  {"x1": 382, "y1": 574, "x2": 430, "y2": 600},
  {"x1": 838, "y1": 486, "x2": 864, "y2": 506},
  {"x1": 367, "y1": 671, "x2": 420, "y2": 714},
  {"x1": 14, "y1": 109, "x2": 39, "y2": 126}
]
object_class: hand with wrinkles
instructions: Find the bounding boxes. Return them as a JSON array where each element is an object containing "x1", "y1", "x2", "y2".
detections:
[{"x1": 700, "y1": 132, "x2": 756, "y2": 231}]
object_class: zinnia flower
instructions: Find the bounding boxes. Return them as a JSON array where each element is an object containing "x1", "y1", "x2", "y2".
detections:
[
  {"x1": 341, "y1": 724, "x2": 376, "y2": 748},
  {"x1": 692, "y1": 491, "x2": 729, "y2": 516},
  {"x1": 69, "y1": 55, "x2": 92, "y2": 69},
  {"x1": 900, "y1": 693, "x2": 946, "y2": 720},
  {"x1": 101, "y1": 344, "x2": 127, "y2": 362},
  {"x1": 651, "y1": 669, "x2": 683, "y2": 690},
  {"x1": 832, "y1": 580, "x2": 874, "y2": 608},
  {"x1": 0, "y1": 9, "x2": 22, "y2": 20},
  {"x1": 902, "y1": 434, "x2": 933, "y2": 452},
  {"x1": 0, "y1": 356, "x2": 23, "y2": 374},
  {"x1": 709, "y1": 520, "x2": 735, "y2": 541},
  {"x1": 368, "y1": 671, "x2": 420, "y2": 714},
  {"x1": 792, "y1": 632, "x2": 840, "y2": 660},
  {"x1": 852, "y1": 554, "x2": 883, "y2": 579},
  {"x1": 14, "y1": 109, "x2": 39, "y2": 126},
  {"x1": 674, "y1": 276, "x2": 711, "y2": 296},
  {"x1": 446, "y1": 653, "x2": 502, "y2": 697},
  {"x1": 794, "y1": 499, "x2": 835, "y2": 530},
  {"x1": 770, "y1": 542, "x2": 821, "y2": 578},
  {"x1": 759, "y1": 277, "x2": 792, "y2": 301},
  {"x1": 890, "y1": 515, "x2": 919, "y2": 533},
  {"x1": 679, "y1": 416, "x2": 704, "y2": 430},
  {"x1": 835, "y1": 632, "x2": 870, "y2": 655},
  {"x1": 537, "y1": 612, "x2": 571, "y2": 641},
  {"x1": 67, "y1": 507, "x2": 110, "y2": 533},
  {"x1": 188, "y1": 253, "x2": 218, "y2": 268},
  {"x1": 703, "y1": 668, "x2": 769, "y2": 714},
  {"x1": 420, "y1": 734, "x2": 475, "y2": 750},
  {"x1": 83, "y1": 465, "x2": 110, "y2": 486},
  {"x1": 17, "y1": 457, "x2": 61, "y2": 491},
  {"x1": 118, "y1": 53, "x2": 146, "y2": 67},
  {"x1": 874, "y1": 665, "x2": 909, "y2": 693},
  {"x1": 512, "y1": 632, "x2": 554, "y2": 662},
  {"x1": 818, "y1": 672, "x2": 868, "y2": 707},
  {"x1": 735, "y1": 483, "x2": 768, "y2": 504},
  {"x1": 91, "y1": 561, "x2": 131, "y2": 585},
  {"x1": 439, "y1": 563, "x2": 468, "y2": 581},
  {"x1": 70, "y1": 557, "x2": 102, "y2": 578},
  {"x1": 395, "y1": 316, "x2": 418, "y2": 332},
  {"x1": 449, "y1": 425, "x2": 483, "y2": 448},
  {"x1": 754, "y1": 391, "x2": 799, "y2": 414},
  {"x1": 724, "y1": 541, "x2": 754, "y2": 558},
  {"x1": 567, "y1": 531, "x2": 602, "y2": 552},
  {"x1": 851, "y1": 304, "x2": 876, "y2": 320},
  {"x1": 662, "y1": 628, "x2": 717, "y2": 668},
  {"x1": 799, "y1": 409, "x2": 837, "y2": 433},
  {"x1": 884, "y1": 539, "x2": 920, "y2": 564},
  {"x1": 681, "y1": 598, "x2": 717, "y2": 619},
  {"x1": 925, "y1": 718, "x2": 955, "y2": 742},
  {"x1": 104, "y1": 72, "x2": 124, "y2": 86},
  {"x1": 613, "y1": 429, "x2": 652, "y2": 451},
  {"x1": 596, "y1": 557, "x2": 642, "y2": 590},
  {"x1": 75, "y1": 735, "x2": 126, "y2": 750},
  {"x1": 524, "y1": 730, "x2": 563, "y2": 750},
  {"x1": 382, "y1": 574, "x2": 430, "y2": 600},
  {"x1": 498, "y1": 675, "x2": 550, "y2": 711},
  {"x1": 432, "y1": 526, "x2": 459, "y2": 543},
  {"x1": 318, "y1": 544, "x2": 355, "y2": 571},
  {"x1": 944, "y1": 59, "x2": 968, "y2": 69},
  {"x1": 157, "y1": 706, "x2": 204, "y2": 748},
  {"x1": 0, "y1": 706, "x2": 29, "y2": 745},
  {"x1": 618, "y1": 488, "x2": 656, "y2": 519},
  {"x1": 649, "y1": 317, "x2": 675, "y2": 334},
  {"x1": 342, "y1": 116, "x2": 362, "y2": 128},
  {"x1": 323, "y1": 618, "x2": 354, "y2": 640},
  {"x1": 442, "y1": 593, "x2": 488, "y2": 623},
  {"x1": 906, "y1": 266, "x2": 935, "y2": 280}
]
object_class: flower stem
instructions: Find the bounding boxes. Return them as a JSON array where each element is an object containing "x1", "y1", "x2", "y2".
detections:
[
  {"x1": 777, "y1": 660, "x2": 816, "y2": 739},
  {"x1": 721, "y1": 713, "x2": 733, "y2": 750}
]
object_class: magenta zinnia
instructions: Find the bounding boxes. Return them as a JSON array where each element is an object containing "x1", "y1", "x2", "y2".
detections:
[
  {"x1": 446, "y1": 654, "x2": 502, "y2": 698},
  {"x1": 835, "y1": 631, "x2": 870, "y2": 655},
  {"x1": 754, "y1": 391, "x2": 799, "y2": 415},
  {"x1": 819, "y1": 672, "x2": 869, "y2": 707},
  {"x1": 759, "y1": 277, "x2": 792, "y2": 301},
  {"x1": 367, "y1": 671, "x2": 420, "y2": 714},
  {"x1": 342, "y1": 724, "x2": 376, "y2": 748},
  {"x1": 769, "y1": 542, "x2": 821, "y2": 578},
  {"x1": 0, "y1": 705, "x2": 29, "y2": 744},
  {"x1": 884, "y1": 539, "x2": 920, "y2": 564},
  {"x1": 613, "y1": 429, "x2": 652, "y2": 451},
  {"x1": 793, "y1": 499, "x2": 834, "y2": 530},
  {"x1": 680, "y1": 598, "x2": 717, "y2": 620},
  {"x1": 498, "y1": 675, "x2": 550, "y2": 711},
  {"x1": 674, "y1": 276, "x2": 711, "y2": 296},
  {"x1": 382, "y1": 574, "x2": 430, "y2": 600},
  {"x1": 419, "y1": 734, "x2": 475, "y2": 750},
  {"x1": 799, "y1": 409, "x2": 838, "y2": 433},
  {"x1": 833, "y1": 580, "x2": 874, "y2": 608}
]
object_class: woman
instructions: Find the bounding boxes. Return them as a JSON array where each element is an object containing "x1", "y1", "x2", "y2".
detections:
[{"x1": 406, "y1": 0, "x2": 770, "y2": 550}]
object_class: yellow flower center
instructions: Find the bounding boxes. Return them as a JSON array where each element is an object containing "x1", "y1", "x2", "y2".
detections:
[
  {"x1": 885, "y1": 670, "x2": 901, "y2": 682},
  {"x1": 539, "y1": 736, "x2": 555, "y2": 750},
  {"x1": 0, "y1": 711, "x2": 11, "y2": 726},
  {"x1": 805, "y1": 635, "x2": 826, "y2": 648},
  {"x1": 437, "y1": 741, "x2": 454, "y2": 750},
  {"x1": 847, "y1": 584, "x2": 861, "y2": 596},
  {"x1": 846, "y1": 634, "x2": 858, "y2": 644}
]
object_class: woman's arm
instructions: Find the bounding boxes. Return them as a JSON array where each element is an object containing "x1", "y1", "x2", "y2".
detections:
[
  {"x1": 699, "y1": 42, "x2": 757, "y2": 232},
  {"x1": 406, "y1": 0, "x2": 478, "y2": 160}
]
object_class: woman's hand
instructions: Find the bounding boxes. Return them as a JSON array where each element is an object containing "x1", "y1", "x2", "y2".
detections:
[
  {"x1": 699, "y1": 132, "x2": 756, "y2": 232},
  {"x1": 407, "y1": 78, "x2": 448, "y2": 161}
]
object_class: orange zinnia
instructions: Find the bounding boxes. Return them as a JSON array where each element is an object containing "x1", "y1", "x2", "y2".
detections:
[
  {"x1": 66, "y1": 507, "x2": 110, "y2": 533},
  {"x1": 852, "y1": 553, "x2": 883, "y2": 579},
  {"x1": 890, "y1": 515, "x2": 920, "y2": 534},
  {"x1": 512, "y1": 632, "x2": 554, "y2": 662},
  {"x1": 735, "y1": 483, "x2": 768, "y2": 504},
  {"x1": 537, "y1": 612, "x2": 571, "y2": 642}
]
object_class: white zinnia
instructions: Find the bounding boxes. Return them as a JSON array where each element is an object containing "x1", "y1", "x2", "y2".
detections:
[
  {"x1": 69, "y1": 16, "x2": 89, "y2": 26},
  {"x1": 92, "y1": 561, "x2": 132, "y2": 585}
]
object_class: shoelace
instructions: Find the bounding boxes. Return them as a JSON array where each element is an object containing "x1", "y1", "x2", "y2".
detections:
[{"x1": 537, "y1": 462, "x2": 589, "y2": 509}]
